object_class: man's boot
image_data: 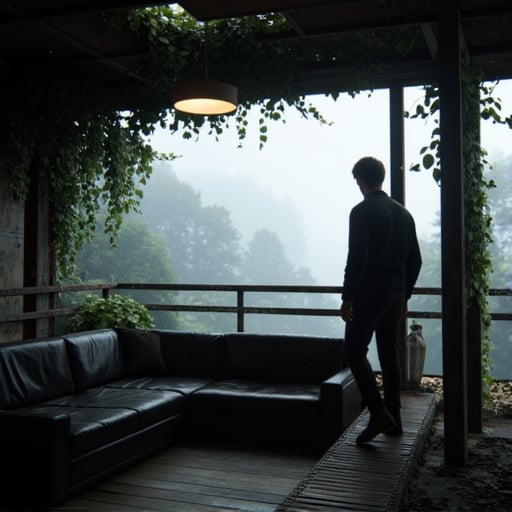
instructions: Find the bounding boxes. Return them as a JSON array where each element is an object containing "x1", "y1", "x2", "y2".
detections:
[
  {"x1": 356, "y1": 405, "x2": 396, "y2": 444},
  {"x1": 384, "y1": 410, "x2": 403, "y2": 436}
]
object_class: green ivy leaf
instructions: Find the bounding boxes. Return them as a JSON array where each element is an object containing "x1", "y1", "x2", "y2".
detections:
[{"x1": 422, "y1": 153, "x2": 435, "y2": 169}]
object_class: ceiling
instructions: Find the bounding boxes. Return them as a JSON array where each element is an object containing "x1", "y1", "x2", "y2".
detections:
[{"x1": 1, "y1": 0, "x2": 512, "y2": 110}]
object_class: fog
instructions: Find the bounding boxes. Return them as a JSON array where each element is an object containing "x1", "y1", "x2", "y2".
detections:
[{"x1": 151, "y1": 84, "x2": 512, "y2": 286}]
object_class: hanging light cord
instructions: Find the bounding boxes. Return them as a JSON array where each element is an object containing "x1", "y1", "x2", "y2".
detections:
[{"x1": 203, "y1": 22, "x2": 209, "y2": 81}]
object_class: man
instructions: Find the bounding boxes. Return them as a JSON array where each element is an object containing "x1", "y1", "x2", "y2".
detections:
[{"x1": 340, "y1": 156, "x2": 422, "y2": 444}]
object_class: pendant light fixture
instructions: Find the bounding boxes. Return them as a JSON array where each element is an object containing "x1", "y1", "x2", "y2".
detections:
[{"x1": 173, "y1": 23, "x2": 238, "y2": 115}]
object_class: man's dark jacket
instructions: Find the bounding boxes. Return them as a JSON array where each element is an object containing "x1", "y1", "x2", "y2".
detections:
[{"x1": 342, "y1": 190, "x2": 422, "y2": 301}]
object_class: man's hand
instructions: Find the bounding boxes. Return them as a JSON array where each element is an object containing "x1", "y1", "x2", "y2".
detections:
[{"x1": 340, "y1": 300, "x2": 353, "y2": 322}]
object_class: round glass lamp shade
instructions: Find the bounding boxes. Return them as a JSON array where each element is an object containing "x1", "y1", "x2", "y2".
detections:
[{"x1": 173, "y1": 80, "x2": 238, "y2": 115}]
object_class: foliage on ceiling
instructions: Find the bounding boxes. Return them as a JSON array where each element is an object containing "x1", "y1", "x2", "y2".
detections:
[
  {"x1": 2, "y1": 3, "x2": 507, "y2": 295},
  {"x1": 124, "y1": 6, "x2": 425, "y2": 143},
  {"x1": 0, "y1": 6, "x2": 425, "y2": 276}
]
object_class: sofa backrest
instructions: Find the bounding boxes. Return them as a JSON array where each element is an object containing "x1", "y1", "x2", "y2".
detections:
[
  {"x1": 158, "y1": 331, "x2": 224, "y2": 378},
  {"x1": 223, "y1": 333, "x2": 344, "y2": 383},
  {"x1": 0, "y1": 338, "x2": 74, "y2": 409},
  {"x1": 64, "y1": 329, "x2": 124, "y2": 392}
]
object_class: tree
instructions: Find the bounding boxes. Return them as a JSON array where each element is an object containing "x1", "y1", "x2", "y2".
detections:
[
  {"x1": 75, "y1": 219, "x2": 178, "y2": 329},
  {"x1": 240, "y1": 229, "x2": 296, "y2": 284},
  {"x1": 77, "y1": 219, "x2": 174, "y2": 284},
  {"x1": 140, "y1": 165, "x2": 242, "y2": 284},
  {"x1": 406, "y1": 157, "x2": 512, "y2": 378},
  {"x1": 486, "y1": 157, "x2": 512, "y2": 378},
  {"x1": 240, "y1": 229, "x2": 341, "y2": 336},
  {"x1": 487, "y1": 157, "x2": 512, "y2": 285},
  {"x1": 138, "y1": 165, "x2": 243, "y2": 331}
]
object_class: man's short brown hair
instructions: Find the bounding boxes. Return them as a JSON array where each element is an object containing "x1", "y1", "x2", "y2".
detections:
[{"x1": 352, "y1": 157, "x2": 386, "y2": 188}]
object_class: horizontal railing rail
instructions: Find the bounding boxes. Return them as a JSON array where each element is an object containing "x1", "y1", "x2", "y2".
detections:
[
  {"x1": 1, "y1": 283, "x2": 510, "y2": 331},
  {"x1": 0, "y1": 283, "x2": 117, "y2": 324}
]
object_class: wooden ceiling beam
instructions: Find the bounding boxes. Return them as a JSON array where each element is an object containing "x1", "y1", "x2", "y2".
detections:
[{"x1": 0, "y1": 1, "x2": 170, "y2": 23}]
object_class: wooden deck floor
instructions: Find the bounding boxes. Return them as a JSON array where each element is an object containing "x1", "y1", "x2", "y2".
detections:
[
  {"x1": 44, "y1": 392, "x2": 435, "y2": 512},
  {"x1": 49, "y1": 442, "x2": 322, "y2": 512}
]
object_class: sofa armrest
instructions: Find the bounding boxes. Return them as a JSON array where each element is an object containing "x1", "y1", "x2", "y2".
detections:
[
  {"x1": 321, "y1": 368, "x2": 362, "y2": 431},
  {"x1": 0, "y1": 411, "x2": 70, "y2": 507}
]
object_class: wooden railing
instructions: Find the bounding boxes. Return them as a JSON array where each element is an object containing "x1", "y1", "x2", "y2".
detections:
[
  {"x1": 0, "y1": 283, "x2": 116, "y2": 323},
  {"x1": 1, "y1": 282, "x2": 510, "y2": 333}
]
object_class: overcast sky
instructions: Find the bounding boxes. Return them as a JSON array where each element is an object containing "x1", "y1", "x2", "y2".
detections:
[{"x1": 150, "y1": 81, "x2": 512, "y2": 285}]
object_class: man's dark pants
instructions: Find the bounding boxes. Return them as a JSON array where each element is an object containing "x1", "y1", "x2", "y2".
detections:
[{"x1": 344, "y1": 288, "x2": 405, "y2": 415}]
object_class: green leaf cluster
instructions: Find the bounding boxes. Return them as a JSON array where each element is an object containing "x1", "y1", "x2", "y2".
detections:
[
  {"x1": 126, "y1": 7, "x2": 421, "y2": 144},
  {"x1": 71, "y1": 294, "x2": 155, "y2": 332},
  {"x1": 2, "y1": 79, "x2": 174, "y2": 278}
]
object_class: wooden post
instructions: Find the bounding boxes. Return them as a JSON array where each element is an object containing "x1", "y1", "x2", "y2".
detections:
[
  {"x1": 467, "y1": 301, "x2": 483, "y2": 432},
  {"x1": 237, "y1": 290, "x2": 244, "y2": 332},
  {"x1": 389, "y1": 85, "x2": 405, "y2": 205},
  {"x1": 23, "y1": 164, "x2": 52, "y2": 340},
  {"x1": 23, "y1": 170, "x2": 39, "y2": 340},
  {"x1": 439, "y1": 8, "x2": 468, "y2": 465},
  {"x1": 389, "y1": 85, "x2": 408, "y2": 388},
  {"x1": 465, "y1": 78, "x2": 484, "y2": 434}
]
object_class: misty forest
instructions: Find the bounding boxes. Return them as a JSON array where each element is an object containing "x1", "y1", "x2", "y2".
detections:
[{"x1": 73, "y1": 157, "x2": 511, "y2": 379}]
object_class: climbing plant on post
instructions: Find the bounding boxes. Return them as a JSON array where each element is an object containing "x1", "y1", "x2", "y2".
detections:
[
  {"x1": 408, "y1": 61, "x2": 511, "y2": 397},
  {"x1": 461, "y1": 66, "x2": 494, "y2": 422}
]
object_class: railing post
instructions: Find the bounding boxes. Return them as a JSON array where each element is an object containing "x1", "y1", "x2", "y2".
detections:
[{"x1": 237, "y1": 290, "x2": 244, "y2": 332}]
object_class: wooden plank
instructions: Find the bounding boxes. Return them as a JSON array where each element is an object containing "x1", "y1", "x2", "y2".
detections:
[
  {"x1": 111, "y1": 461, "x2": 302, "y2": 493},
  {"x1": 53, "y1": 442, "x2": 319, "y2": 512},
  {"x1": 152, "y1": 443, "x2": 317, "y2": 477},
  {"x1": 278, "y1": 393, "x2": 436, "y2": 512},
  {"x1": 86, "y1": 484, "x2": 280, "y2": 512},
  {"x1": 95, "y1": 481, "x2": 283, "y2": 504}
]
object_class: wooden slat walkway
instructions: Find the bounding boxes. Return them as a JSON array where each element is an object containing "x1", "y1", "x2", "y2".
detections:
[
  {"x1": 277, "y1": 392, "x2": 437, "y2": 512},
  {"x1": 39, "y1": 392, "x2": 435, "y2": 512}
]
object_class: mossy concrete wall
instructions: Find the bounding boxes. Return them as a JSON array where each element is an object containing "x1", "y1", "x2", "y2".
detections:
[{"x1": 0, "y1": 161, "x2": 24, "y2": 342}]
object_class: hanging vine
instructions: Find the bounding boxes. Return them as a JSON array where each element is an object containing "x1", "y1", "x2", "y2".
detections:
[
  {"x1": 0, "y1": 6, "x2": 427, "y2": 277},
  {"x1": 2, "y1": 81, "x2": 171, "y2": 277},
  {"x1": 406, "y1": 61, "x2": 512, "y2": 392}
]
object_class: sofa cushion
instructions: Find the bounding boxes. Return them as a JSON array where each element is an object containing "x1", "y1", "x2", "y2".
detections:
[
  {"x1": 158, "y1": 331, "x2": 224, "y2": 378},
  {"x1": 190, "y1": 379, "x2": 321, "y2": 419},
  {"x1": 106, "y1": 376, "x2": 215, "y2": 396},
  {"x1": 0, "y1": 339, "x2": 74, "y2": 409},
  {"x1": 64, "y1": 329, "x2": 124, "y2": 392},
  {"x1": 47, "y1": 387, "x2": 186, "y2": 428},
  {"x1": 14, "y1": 404, "x2": 140, "y2": 457},
  {"x1": 116, "y1": 328, "x2": 167, "y2": 377},
  {"x1": 224, "y1": 334, "x2": 343, "y2": 383}
]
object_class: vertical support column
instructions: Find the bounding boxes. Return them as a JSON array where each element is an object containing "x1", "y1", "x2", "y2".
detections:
[
  {"x1": 467, "y1": 302, "x2": 483, "y2": 432},
  {"x1": 390, "y1": 85, "x2": 405, "y2": 204},
  {"x1": 389, "y1": 85, "x2": 408, "y2": 388},
  {"x1": 465, "y1": 78, "x2": 484, "y2": 434},
  {"x1": 463, "y1": 74, "x2": 484, "y2": 434},
  {"x1": 237, "y1": 290, "x2": 244, "y2": 332},
  {"x1": 23, "y1": 173, "x2": 39, "y2": 340},
  {"x1": 23, "y1": 164, "x2": 51, "y2": 340},
  {"x1": 0, "y1": 158, "x2": 25, "y2": 342},
  {"x1": 439, "y1": 8, "x2": 468, "y2": 465}
]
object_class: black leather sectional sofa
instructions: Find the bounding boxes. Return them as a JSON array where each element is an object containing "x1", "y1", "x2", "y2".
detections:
[{"x1": 0, "y1": 328, "x2": 361, "y2": 508}]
